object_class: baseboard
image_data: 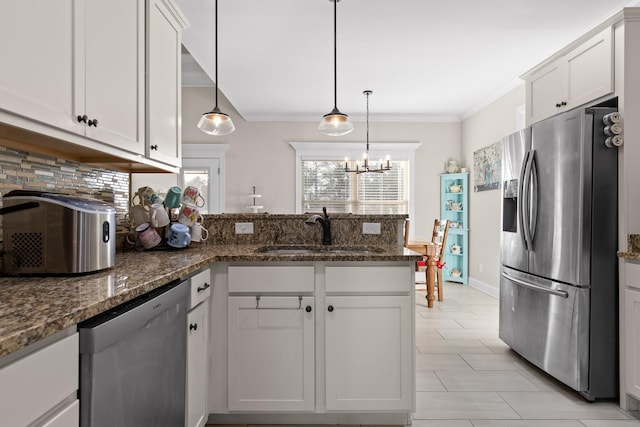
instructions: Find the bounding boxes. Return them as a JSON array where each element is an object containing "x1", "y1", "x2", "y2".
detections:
[{"x1": 468, "y1": 276, "x2": 499, "y2": 299}]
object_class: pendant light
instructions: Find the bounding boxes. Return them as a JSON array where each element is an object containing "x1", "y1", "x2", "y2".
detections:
[
  {"x1": 319, "y1": 0, "x2": 353, "y2": 136},
  {"x1": 344, "y1": 90, "x2": 391, "y2": 174},
  {"x1": 197, "y1": 0, "x2": 235, "y2": 136}
]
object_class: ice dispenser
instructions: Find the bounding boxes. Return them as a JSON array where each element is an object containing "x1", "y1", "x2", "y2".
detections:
[{"x1": 502, "y1": 179, "x2": 518, "y2": 232}]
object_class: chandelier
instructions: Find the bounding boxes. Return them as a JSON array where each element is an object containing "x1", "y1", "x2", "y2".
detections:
[{"x1": 344, "y1": 90, "x2": 391, "y2": 174}]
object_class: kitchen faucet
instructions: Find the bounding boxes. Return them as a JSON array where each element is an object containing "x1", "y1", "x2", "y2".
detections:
[{"x1": 305, "y1": 207, "x2": 331, "y2": 245}]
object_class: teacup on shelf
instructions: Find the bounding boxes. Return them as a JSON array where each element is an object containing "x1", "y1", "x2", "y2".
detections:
[{"x1": 449, "y1": 183, "x2": 462, "y2": 193}]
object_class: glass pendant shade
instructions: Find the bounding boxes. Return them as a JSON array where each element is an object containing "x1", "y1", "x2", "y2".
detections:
[
  {"x1": 197, "y1": 106, "x2": 235, "y2": 135},
  {"x1": 198, "y1": 0, "x2": 235, "y2": 136},
  {"x1": 318, "y1": 107, "x2": 354, "y2": 136}
]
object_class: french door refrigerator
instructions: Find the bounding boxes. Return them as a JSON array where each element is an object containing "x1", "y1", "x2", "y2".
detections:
[{"x1": 499, "y1": 106, "x2": 618, "y2": 401}]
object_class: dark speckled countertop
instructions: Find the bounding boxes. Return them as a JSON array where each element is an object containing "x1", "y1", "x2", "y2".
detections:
[
  {"x1": 0, "y1": 244, "x2": 421, "y2": 358},
  {"x1": 618, "y1": 234, "x2": 640, "y2": 260}
]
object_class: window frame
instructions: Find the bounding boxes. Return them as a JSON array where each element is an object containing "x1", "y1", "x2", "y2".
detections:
[{"x1": 290, "y1": 142, "x2": 421, "y2": 222}]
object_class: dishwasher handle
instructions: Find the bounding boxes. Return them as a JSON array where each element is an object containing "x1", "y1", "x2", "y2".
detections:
[{"x1": 501, "y1": 272, "x2": 569, "y2": 298}]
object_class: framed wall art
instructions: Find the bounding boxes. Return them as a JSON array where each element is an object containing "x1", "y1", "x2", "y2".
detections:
[{"x1": 473, "y1": 141, "x2": 502, "y2": 192}]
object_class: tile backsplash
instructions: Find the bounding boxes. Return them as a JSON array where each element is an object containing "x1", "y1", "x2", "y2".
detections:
[{"x1": 0, "y1": 146, "x2": 130, "y2": 239}]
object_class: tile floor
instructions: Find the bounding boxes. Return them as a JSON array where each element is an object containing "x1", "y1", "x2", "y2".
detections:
[{"x1": 413, "y1": 282, "x2": 640, "y2": 427}]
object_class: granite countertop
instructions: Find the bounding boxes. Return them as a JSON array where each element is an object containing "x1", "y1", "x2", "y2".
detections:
[
  {"x1": 618, "y1": 234, "x2": 640, "y2": 260},
  {"x1": 0, "y1": 244, "x2": 421, "y2": 358}
]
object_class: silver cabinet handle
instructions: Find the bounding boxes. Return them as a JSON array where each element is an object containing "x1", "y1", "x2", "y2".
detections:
[
  {"x1": 501, "y1": 272, "x2": 569, "y2": 298},
  {"x1": 255, "y1": 295, "x2": 304, "y2": 310}
]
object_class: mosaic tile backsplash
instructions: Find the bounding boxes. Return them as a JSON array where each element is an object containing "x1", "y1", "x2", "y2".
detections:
[{"x1": 0, "y1": 146, "x2": 130, "y2": 240}]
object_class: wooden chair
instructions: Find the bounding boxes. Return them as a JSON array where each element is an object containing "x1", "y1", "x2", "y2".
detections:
[
  {"x1": 403, "y1": 219, "x2": 410, "y2": 248},
  {"x1": 431, "y1": 219, "x2": 450, "y2": 301}
]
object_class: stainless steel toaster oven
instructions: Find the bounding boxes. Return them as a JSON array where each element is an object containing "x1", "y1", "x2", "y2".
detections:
[{"x1": 1, "y1": 190, "x2": 116, "y2": 275}]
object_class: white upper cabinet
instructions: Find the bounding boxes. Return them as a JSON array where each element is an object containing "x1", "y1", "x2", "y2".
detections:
[
  {"x1": 0, "y1": 0, "x2": 145, "y2": 154},
  {"x1": 79, "y1": 0, "x2": 145, "y2": 154},
  {"x1": 0, "y1": 1, "x2": 81, "y2": 134},
  {"x1": 0, "y1": 0, "x2": 187, "y2": 172},
  {"x1": 146, "y1": 0, "x2": 188, "y2": 168},
  {"x1": 525, "y1": 27, "x2": 614, "y2": 125}
]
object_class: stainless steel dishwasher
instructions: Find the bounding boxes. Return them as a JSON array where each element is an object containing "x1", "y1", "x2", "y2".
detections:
[{"x1": 78, "y1": 278, "x2": 188, "y2": 427}]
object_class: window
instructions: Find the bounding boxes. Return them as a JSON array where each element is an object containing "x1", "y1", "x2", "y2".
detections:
[
  {"x1": 182, "y1": 168, "x2": 210, "y2": 213},
  {"x1": 291, "y1": 142, "x2": 421, "y2": 219},
  {"x1": 302, "y1": 160, "x2": 408, "y2": 214}
]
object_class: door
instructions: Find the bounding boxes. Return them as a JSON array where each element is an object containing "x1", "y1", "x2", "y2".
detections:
[
  {"x1": 499, "y1": 266, "x2": 589, "y2": 392},
  {"x1": 187, "y1": 302, "x2": 208, "y2": 427},
  {"x1": 325, "y1": 296, "x2": 413, "y2": 411},
  {"x1": 626, "y1": 288, "x2": 640, "y2": 399},
  {"x1": 0, "y1": 0, "x2": 82, "y2": 134},
  {"x1": 526, "y1": 58, "x2": 565, "y2": 125},
  {"x1": 227, "y1": 296, "x2": 315, "y2": 412},
  {"x1": 147, "y1": 0, "x2": 184, "y2": 168},
  {"x1": 529, "y1": 108, "x2": 592, "y2": 285},
  {"x1": 82, "y1": 0, "x2": 145, "y2": 153},
  {"x1": 500, "y1": 128, "x2": 531, "y2": 272}
]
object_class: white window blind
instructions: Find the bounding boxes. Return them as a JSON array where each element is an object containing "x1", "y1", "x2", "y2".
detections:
[{"x1": 302, "y1": 160, "x2": 408, "y2": 214}]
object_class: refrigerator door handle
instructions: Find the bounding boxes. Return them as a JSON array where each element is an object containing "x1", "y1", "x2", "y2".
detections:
[
  {"x1": 501, "y1": 272, "x2": 569, "y2": 298},
  {"x1": 529, "y1": 151, "x2": 538, "y2": 244},
  {"x1": 521, "y1": 150, "x2": 534, "y2": 249},
  {"x1": 518, "y1": 151, "x2": 531, "y2": 250}
]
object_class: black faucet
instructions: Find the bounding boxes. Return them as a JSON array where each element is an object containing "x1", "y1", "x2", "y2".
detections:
[{"x1": 305, "y1": 207, "x2": 332, "y2": 245}]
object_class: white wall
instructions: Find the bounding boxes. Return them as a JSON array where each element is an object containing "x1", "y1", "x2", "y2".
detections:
[
  {"x1": 182, "y1": 87, "x2": 462, "y2": 241},
  {"x1": 461, "y1": 85, "x2": 526, "y2": 293}
]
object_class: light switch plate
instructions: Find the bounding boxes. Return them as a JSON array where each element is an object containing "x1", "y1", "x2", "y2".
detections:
[
  {"x1": 362, "y1": 222, "x2": 381, "y2": 235},
  {"x1": 235, "y1": 222, "x2": 254, "y2": 234}
]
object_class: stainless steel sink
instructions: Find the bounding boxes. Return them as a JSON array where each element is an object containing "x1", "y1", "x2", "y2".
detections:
[
  {"x1": 254, "y1": 245, "x2": 383, "y2": 255},
  {"x1": 257, "y1": 248, "x2": 321, "y2": 254}
]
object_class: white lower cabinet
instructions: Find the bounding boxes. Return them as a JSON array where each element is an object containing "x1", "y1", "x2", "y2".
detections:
[
  {"x1": 217, "y1": 262, "x2": 415, "y2": 421},
  {"x1": 325, "y1": 295, "x2": 413, "y2": 411},
  {"x1": 0, "y1": 332, "x2": 79, "y2": 427},
  {"x1": 187, "y1": 268, "x2": 211, "y2": 427},
  {"x1": 626, "y1": 288, "x2": 640, "y2": 400},
  {"x1": 227, "y1": 296, "x2": 315, "y2": 412},
  {"x1": 187, "y1": 302, "x2": 209, "y2": 427}
]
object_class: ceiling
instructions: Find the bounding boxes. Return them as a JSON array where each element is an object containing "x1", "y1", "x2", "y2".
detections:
[{"x1": 177, "y1": 0, "x2": 640, "y2": 123}]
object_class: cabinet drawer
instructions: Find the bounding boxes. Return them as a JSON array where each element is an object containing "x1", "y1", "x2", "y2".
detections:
[
  {"x1": 625, "y1": 261, "x2": 640, "y2": 290},
  {"x1": 325, "y1": 266, "x2": 412, "y2": 293},
  {"x1": 190, "y1": 268, "x2": 212, "y2": 309},
  {"x1": 0, "y1": 333, "x2": 78, "y2": 427},
  {"x1": 229, "y1": 266, "x2": 314, "y2": 293}
]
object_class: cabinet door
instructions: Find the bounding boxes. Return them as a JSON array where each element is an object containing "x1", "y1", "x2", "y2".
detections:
[
  {"x1": 565, "y1": 27, "x2": 613, "y2": 110},
  {"x1": 526, "y1": 59, "x2": 565, "y2": 125},
  {"x1": 0, "y1": 333, "x2": 78, "y2": 427},
  {"x1": 82, "y1": 0, "x2": 145, "y2": 154},
  {"x1": 42, "y1": 400, "x2": 79, "y2": 427},
  {"x1": 325, "y1": 296, "x2": 413, "y2": 411},
  {"x1": 147, "y1": 0, "x2": 185, "y2": 167},
  {"x1": 228, "y1": 296, "x2": 315, "y2": 412},
  {"x1": 626, "y1": 289, "x2": 640, "y2": 399},
  {"x1": 187, "y1": 302, "x2": 209, "y2": 427},
  {"x1": 0, "y1": 1, "x2": 82, "y2": 134}
]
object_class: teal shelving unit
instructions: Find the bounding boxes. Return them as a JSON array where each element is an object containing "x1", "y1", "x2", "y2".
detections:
[{"x1": 440, "y1": 173, "x2": 469, "y2": 285}]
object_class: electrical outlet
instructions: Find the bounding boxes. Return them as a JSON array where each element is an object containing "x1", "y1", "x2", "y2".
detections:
[
  {"x1": 478, "y1": 262, "x2": 483, "y2": 273},
  {"x1": 362, "y1": 222, "x2": 381, "y2": 235},
  {"x1": 235, "y1": 222, "x2": 254, "y2": 234}
]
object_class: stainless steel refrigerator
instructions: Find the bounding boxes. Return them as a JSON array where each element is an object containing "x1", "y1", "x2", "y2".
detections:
[{"x1": 499, "y1": 106, "x2": 618, "y2": 400}]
